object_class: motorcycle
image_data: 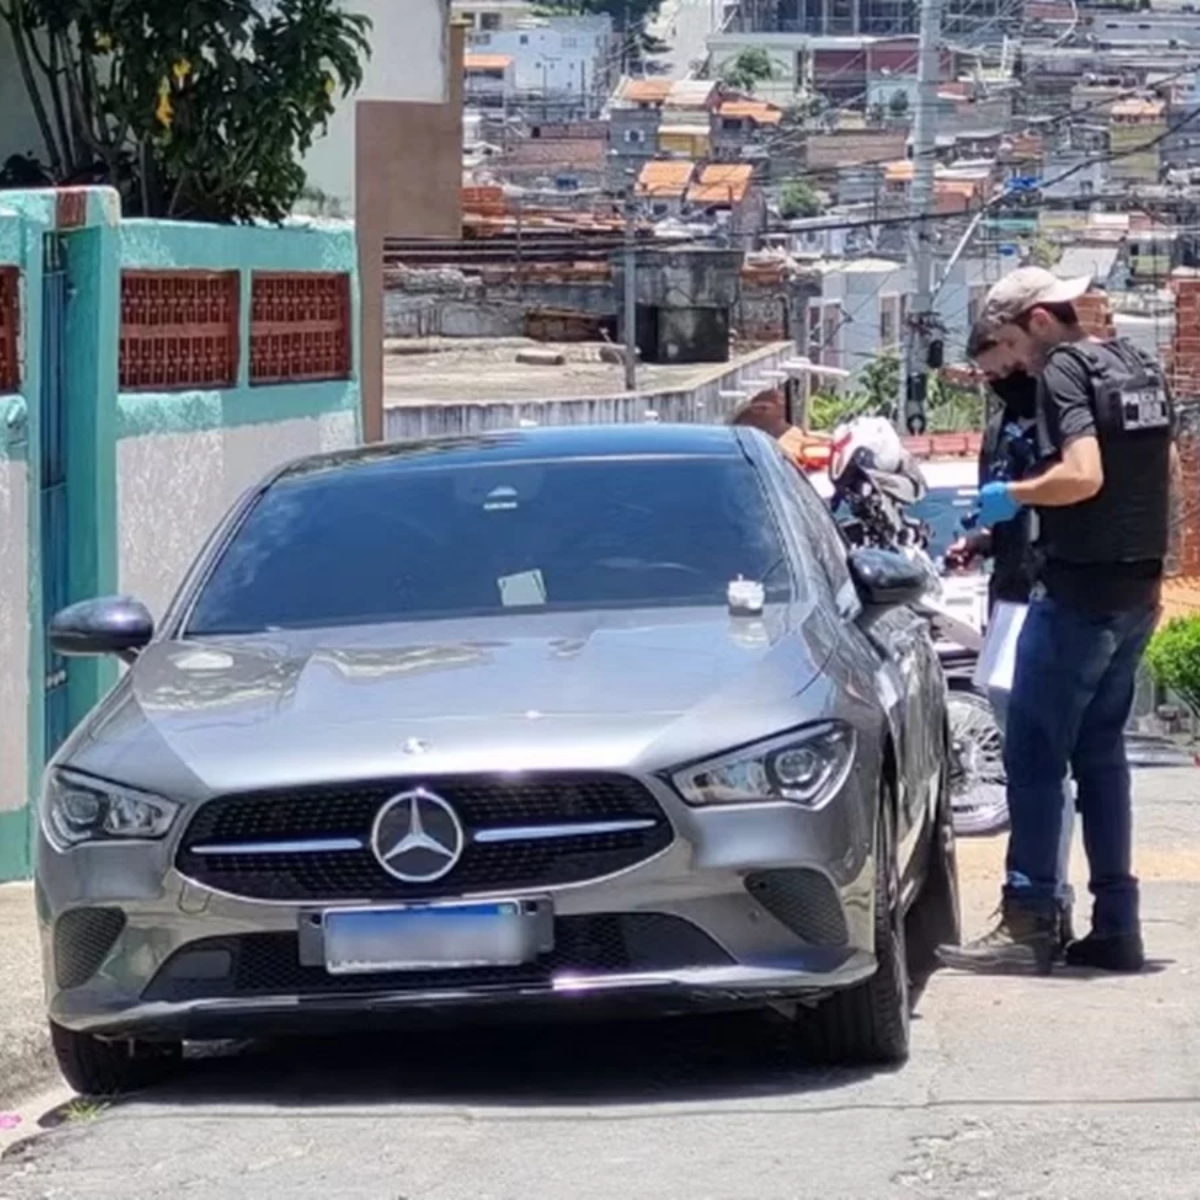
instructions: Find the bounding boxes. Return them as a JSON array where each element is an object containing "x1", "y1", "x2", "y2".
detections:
[{"x1": 825, "y1": 431, "x2": 1008, "y2": 837}]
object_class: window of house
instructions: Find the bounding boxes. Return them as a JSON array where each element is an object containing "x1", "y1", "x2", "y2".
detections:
[
  {"x1": 822, "y1": 303, "x2": 842, "y2": 370},
  {"x1": 652, "y1": 202, "x2": 670, "y2": 217},
  {"x1": 461, "y1": 11, "x2": 477, "y2": 26},
  {"x1": 480, "y1": 11, "x2": 500, "y2": 29},
  {"x1": 470, "y1": 31, "x2": 492, "y2": 44},
  {"x1": 519, "y1": 33, "x2": 529, "y2": 44},
  {"x1": 624, "y1": 128, "x2": 646, "y2": 145},
  {"x1": 807, "y1": 302, "x2": 824, "y2": 364},
  {"x1": 966, "y1": 285, "x2": 987, "y2": 332},
  {"x1": 721, "y1": 117, "x2": 742, "y2": 131},
  {"x1": 880, "y1": 294, "x2": 900, "y2": 348},
  {"x1": 562, "y1": 36, "x2": 578, "y2": 48}
]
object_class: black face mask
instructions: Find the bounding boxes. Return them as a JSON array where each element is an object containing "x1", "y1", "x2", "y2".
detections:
[{"x1": 989, "y1": 371, "x2": 1037, "y2": 418}]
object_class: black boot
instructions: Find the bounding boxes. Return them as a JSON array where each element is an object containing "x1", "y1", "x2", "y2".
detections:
[
  {"x1": 1064, "y1": 930, "x2": 1145, "y2": 973},
  {"x1": 936, "y1": 902, "x2": 1056, "y2": 975}
]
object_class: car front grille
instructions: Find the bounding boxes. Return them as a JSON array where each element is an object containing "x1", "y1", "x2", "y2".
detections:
[
  {"x1": 142, "y1": 913, "x2": 732, "y2": 1002},
  {"x1": 176, "y1": 773, "x2": 674, "y2": 901}
]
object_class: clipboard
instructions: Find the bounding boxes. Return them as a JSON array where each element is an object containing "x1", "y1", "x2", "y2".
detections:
[{"x1": 972, "y1": 601, "x2": 1028, "y2": 695}]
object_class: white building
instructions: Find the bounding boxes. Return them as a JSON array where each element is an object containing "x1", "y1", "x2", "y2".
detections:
[
  {"x1": 807, "y1": 256, "x2": 1005, "y2": 381},
  {"x1": 466, "y1": 14, "x2": 614, "y2": 101},
  {"x1": 302, "y1": 0, "x2": 452, "y2": 213}
]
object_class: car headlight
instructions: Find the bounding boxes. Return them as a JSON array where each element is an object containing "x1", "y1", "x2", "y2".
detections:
[
  {"x1": 671, "y1": 723, "x2": 855, "y2": 809},
  {"x1": 42, "y1": 770, "x2": 180, "y2": 850}
]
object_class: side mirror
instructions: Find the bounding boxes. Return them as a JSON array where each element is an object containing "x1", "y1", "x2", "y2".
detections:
[
  {"x1": 49, "y1": 596, "x2": 154, "y2": 662},
  {"x1": 846, "y1": 548, "x2": 930, "y2": 609}
]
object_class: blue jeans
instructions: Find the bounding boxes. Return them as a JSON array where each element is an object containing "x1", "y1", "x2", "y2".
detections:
[
  {"x1": 1002, "y1": 595, "x2": 1158, "y2": 935},
  {"x1": 988, "y1": 686, "x2": 1075, "y2": 909}
]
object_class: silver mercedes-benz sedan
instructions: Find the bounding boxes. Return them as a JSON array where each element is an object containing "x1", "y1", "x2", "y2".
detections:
[{"x1": 38, "y1": 424, "x2": 959, "y2": 1095}]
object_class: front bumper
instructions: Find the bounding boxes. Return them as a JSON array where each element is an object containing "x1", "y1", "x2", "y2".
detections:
[{"x1": 37, "y1": 769, "x2": 881, "y2": 1041}]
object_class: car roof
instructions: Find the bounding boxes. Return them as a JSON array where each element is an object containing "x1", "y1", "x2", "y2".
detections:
[{"x1": 273, "y1": 424, "x2": 751, "y2": 484}]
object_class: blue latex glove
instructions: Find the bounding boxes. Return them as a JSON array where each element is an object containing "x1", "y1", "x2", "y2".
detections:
[{"x1": 977, "y1": 481, "x2": 1021, "y2": 527}]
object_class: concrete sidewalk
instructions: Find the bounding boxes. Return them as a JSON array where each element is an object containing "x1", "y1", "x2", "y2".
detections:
[{"x1": 0, "y1": 883, "x2": 53, "y2": 1109}]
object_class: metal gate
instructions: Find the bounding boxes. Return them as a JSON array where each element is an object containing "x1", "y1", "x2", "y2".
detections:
[{"x1": 41, "y1": 234, "x2": 70, "y2": 761}]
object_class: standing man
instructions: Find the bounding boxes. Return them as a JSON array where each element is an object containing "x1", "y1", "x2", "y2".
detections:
[
  {"x1": 940, "y1": 268, "x2": 1176, "y2": 975},
  {"x1": 943, "y1": 324, "x2": 1076, "y2": 957}
]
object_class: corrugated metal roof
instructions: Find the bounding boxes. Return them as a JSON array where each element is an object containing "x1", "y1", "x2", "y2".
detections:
[
  {"x1": 1055, "y1": 246, "x2": 1120, "y2": 282},
  {"x1": 636, "y1": 159, "x2": 696, "y2": 198},
  {"x1": 718, "y1": 100, "x2": 783, "y2": 125},
  {"x1": 687, "y1": 163, "x2": 754, "y2": 205},
  {"x1": 617, "y1": 77, "x2": 672, "y2": 105}
]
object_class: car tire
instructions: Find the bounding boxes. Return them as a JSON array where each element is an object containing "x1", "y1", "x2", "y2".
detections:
[
  {"x1": 797, "y1": 783, "x2": 910, "y2": 1067},
  {"x1": 905, "y1": 745, "x2": 963, "y2": 984},
  {"x1": 49, "y1": 1021, "x2": 182, "y2": 1098}
]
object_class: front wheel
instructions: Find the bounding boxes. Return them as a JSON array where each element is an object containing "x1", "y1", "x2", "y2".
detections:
[
  {"x1": 796, "y1": 784, "x2": 910, "y2": 1066},
  {"x1": 50, "y1": 1021, "x2": 182, "y2": 1098}
]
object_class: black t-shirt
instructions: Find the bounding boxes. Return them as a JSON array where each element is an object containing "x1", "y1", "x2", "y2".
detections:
[
  {"x1": 1034, "y1": 341, "x2": 1172, "y2": 613},
  {"x1": 978, "y1": 409, "x2": 1040, "y2": 608}
]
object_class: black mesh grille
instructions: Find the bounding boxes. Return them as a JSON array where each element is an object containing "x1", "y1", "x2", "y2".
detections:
[
  {"x1": 176, "y1": 774, "x2": 672, "y2": 901},
  {"x1": 142, "y1": 914, "x2": 732, "y2": 1002},
  {"x1": 54, "y1": 907, "x2": 127, "y2": 989},
  {"x1": 744, "y1": 869, "x2": 849, "y2": 947}
]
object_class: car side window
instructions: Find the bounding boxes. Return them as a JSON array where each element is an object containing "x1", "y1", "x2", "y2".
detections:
[{"x1": 763, "y1": 448, "x2": 859, "y2": 615}]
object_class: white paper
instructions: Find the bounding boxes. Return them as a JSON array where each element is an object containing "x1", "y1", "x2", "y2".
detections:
[
  {"x1": 972, "y1": 600, "x2": 1028, "y2": 694},
  {"x1": 498, "y1": 570, "x2": 547, "y2": 607}
]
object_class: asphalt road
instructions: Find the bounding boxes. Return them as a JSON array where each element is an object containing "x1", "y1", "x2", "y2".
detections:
[
  {"x1": 648, "y1": 0, "x2": 716, "y2": 81},
  {"x1": 3, "y1": 768, "x2": 1199, "y2": 1200}
]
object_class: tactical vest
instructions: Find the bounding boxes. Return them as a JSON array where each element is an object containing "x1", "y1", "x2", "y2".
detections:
[{"x1": 1037, "y1": 338, "x2": 1174, "y2": 566}]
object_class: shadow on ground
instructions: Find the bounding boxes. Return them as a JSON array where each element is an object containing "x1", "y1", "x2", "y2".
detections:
[{"x1": 106, "y1": 1008, "x2": 904, "y2": 1112}]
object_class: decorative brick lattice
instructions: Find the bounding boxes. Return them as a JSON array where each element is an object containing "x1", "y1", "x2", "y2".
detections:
[
  {"x1": 0, "y1": 268, "x2": 19, "y2": 394},
  {"x1": 250, "y1": 273, "x2": 351, "y2": 386},
  {"x1": 120, "y1": 271, "x2": 240, "y2": 392}
]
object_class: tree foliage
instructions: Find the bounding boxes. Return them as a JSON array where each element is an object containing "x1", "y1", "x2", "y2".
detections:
[
  {"x1": 807, "y1": 358, "x2": 983, "y2": 433},
  {"x1": 0, "y1": 0, "x2": 371, "y2": 222},
  {"x1": 1145, "y1": 616, "x2": 1200, "y2": 720},
  {"x1": 778, "y1": 178, "x2": 823, "y2": 220},
  {"x1": 720, "y1": 47, "x2": 775, "y2": 93}
]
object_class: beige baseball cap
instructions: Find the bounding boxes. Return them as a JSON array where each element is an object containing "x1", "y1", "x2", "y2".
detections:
[{"x1": 977, "y1": 266, "x2": 1092, "y2": 332}]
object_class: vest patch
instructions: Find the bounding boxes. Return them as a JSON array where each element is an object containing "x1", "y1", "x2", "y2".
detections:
[{"x1": 1120, "y1": 387, "x2": 1171, "y2": 432}]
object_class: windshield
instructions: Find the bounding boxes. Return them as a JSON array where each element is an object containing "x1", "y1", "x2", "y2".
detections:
[
  {"x1": 186, "y1": 455, "x2": 794, "y2": 634},
  {"x1": 909, "y1": 484, "x2": 979, "y2": 559}
]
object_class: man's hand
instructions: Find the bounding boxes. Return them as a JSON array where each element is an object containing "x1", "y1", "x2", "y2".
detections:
[
  {"x1": 977, "y1": 481, "x2": 1022, "y2": 527},
  {"x1": 944, "y1": 531, "x2": 989, "y2": 570}
]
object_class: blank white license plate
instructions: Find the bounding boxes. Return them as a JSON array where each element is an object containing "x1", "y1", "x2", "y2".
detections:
[{"x1": 322, "y1": 901, "x2": 546, "y2": 975}]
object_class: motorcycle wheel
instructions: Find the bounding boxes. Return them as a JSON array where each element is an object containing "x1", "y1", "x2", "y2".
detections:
[{"x1": 946, "y1": 687, "x2": 1008, "y2": 837}]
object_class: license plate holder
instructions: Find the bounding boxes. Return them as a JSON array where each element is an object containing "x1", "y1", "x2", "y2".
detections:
[{"x1": 317, "y1": 898, "x2": 553, "y2": 976}]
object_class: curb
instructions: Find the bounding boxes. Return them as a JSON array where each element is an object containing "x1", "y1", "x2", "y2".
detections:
[{"x1": 0, "y1": 882, "x2": 57, "y2": 1111}]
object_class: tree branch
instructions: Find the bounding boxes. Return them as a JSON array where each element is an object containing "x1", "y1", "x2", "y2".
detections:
[
  {"x1": 2, "y1": 2, "x2": 64, "y2": 175},
  {"x1": 46, "y1": 35, "x2": 77, "y2": 172}
]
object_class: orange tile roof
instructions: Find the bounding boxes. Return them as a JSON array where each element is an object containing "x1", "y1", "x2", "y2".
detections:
[
  {"x1": 618, "y1": 77, "x2": 672, "y2": 105},
  {"x1": 687, "y1": 163, "x2": 754, "y2": 205},
  {"x1": 884, "y1": 159, "x2": 914, "y2": 183},
  {"x1": 636, "y1": 159, "x2": 695, "y2": 198},
  {"x1": 464, "y1": 53, "x2": 512, "y2": 70},
  {"x1": 1161, "y1": 576, "x2": 1200, "y2": 624},
  {"x1": 718, "y1": 99, "x2": 784, "y2": 126},
  {"x1": 1111, "y1": 98, "x2": 1166, "y2": 119}
]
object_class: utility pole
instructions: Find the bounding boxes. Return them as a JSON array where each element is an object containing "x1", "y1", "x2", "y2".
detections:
[
  {"x1": 904, "y1": 0, "x2": 944, "y2": 436},
  {"x1": 623, "y1": 179, "x2": 638, "y2": 392}
]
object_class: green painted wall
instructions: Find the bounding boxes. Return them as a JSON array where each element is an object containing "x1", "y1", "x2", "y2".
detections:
[{"x1": 0, "y1": 197, "x2": 362, "y2": 882}]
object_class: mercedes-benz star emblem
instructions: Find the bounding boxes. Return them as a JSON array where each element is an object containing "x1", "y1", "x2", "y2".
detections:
[{"x1": 370, "y1": 788, "x2": 465, "y2": 883}]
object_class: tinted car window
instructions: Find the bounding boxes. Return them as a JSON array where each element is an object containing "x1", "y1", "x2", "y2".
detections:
[{"x1": 186, "y1": 455, "x2": 794, "y2": 633}]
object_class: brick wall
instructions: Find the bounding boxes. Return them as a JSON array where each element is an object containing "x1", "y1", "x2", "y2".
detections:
[
  {"x1": 1075, "y1": 290, "x2": 1116, "y2": 339},
  {"x1": 1171, "y1": 402, "x2": 1200, "y2": 578}
]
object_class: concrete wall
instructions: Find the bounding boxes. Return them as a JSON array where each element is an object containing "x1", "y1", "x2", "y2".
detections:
[
  {"x1": 383, "y1": 342, "x2": 796, "y2": 439},
  {"x1": 302, "y1": 0, "x2": 452, "y2": 213},
  {"x1": 115, "y1": 219, "x2": 361, "y2": 620}
]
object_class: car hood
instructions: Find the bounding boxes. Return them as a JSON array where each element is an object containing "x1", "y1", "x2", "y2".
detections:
[{"x1": 70, "y1": 606, "x2": 835, "y2": 794}]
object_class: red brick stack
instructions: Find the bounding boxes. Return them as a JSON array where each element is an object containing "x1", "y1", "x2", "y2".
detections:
[
  {"x1": 1074, "y1": 290, "x2": 1117, "y2": 340},
  {"x1": 1169, "y1": 274, "x2": 1200, "y2": 402}
]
